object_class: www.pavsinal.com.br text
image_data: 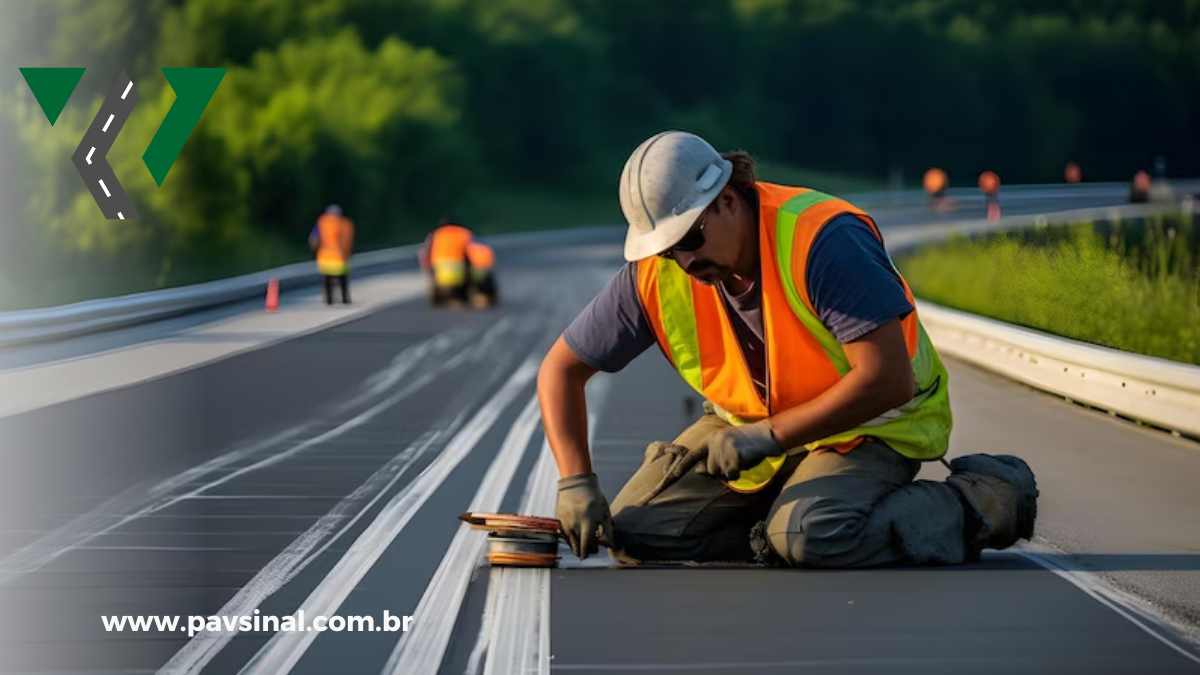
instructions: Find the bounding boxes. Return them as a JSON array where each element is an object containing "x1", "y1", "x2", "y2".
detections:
[{"x1": 102, "y1": 610, "x2": 413, "y2": 637}]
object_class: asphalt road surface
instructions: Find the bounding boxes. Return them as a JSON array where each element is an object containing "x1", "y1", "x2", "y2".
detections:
[{"x1": 1, "y1": 187, "x2": 1198, "y2": 674}]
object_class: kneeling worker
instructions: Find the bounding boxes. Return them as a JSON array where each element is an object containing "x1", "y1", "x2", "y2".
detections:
[
  {"x1": 537, "y1": 131, "x2": 1038, "y2": 567},
  {"x1": 466, "y1": 240, "x2": 498, "y2": 308},
  {"x1": 419, "y1": 220, "x2": 473, "y2": 307}
]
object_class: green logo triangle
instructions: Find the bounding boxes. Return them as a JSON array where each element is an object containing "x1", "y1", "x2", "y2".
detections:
[{"x1": 19, "y1": 67, "x2": 86, "y2": 126}]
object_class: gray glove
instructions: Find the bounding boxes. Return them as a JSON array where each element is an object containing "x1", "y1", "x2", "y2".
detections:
[
  {"x1": 556, "y1": 472, "x2": 615, "y2": 560},
  {"x1": 705, "y1": 420, "x2": 782, "y2": 481}
]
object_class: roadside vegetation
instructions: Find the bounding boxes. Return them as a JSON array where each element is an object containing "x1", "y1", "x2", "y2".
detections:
[
  {"x1": 1, "y1": 0, "x2": 1197, "y2": 309},
  {"x1": 896, "y1": 213, "x2": 1200, "y2": 366}
]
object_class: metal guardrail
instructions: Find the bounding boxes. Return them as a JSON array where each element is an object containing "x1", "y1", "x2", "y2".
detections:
[
  {"x1": 889, "y1": 199, "x2": 1200, "y2": 440},
  {"x1": 852, "y1": 179, "x2": 1200, "y2": 208},
  {"x1": 0, "y1": 226, "x2": 620, "y2": 348},
  {"x1": 918, "y1": 301, "x2": 1200, "y2": 440},
  {"x1": 3, "y1": 187, "x2": 1199, "y2": 440}
]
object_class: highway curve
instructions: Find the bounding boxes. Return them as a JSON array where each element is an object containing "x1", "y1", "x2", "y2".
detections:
[{"x1": 0, "y1": 187, "x2": 1197, "y2": 675}]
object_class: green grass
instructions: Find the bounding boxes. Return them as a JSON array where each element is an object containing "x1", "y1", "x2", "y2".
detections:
[{"x1": 895, "y1": 213, "x2": 1200, "y2": 366}]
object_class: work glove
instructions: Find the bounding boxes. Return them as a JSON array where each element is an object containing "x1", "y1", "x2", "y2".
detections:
[
  {"x1": 704, "y1": 420, "x2": 783, "y2": 481},
  {"x1": 630, "y1": 442, "x2": 707, "y2": 507},
  {"x1": 556, "y1": 472, "x2": 615, "y2": 560}
]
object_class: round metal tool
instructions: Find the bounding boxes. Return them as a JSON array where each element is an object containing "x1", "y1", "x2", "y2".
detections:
[{"x1": 459, "y1": 512, "x2": 563, "y2": 568}]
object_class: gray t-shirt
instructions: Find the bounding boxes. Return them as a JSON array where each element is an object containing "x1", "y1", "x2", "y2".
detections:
[{"x1": 562, "y1": 214, "x2": 914, "y2": 396}]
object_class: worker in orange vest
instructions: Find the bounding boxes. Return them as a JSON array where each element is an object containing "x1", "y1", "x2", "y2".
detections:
[
  {"x1": 466, "y1": 241, "x2": 498, "y2": 308},
  {"x1": 309, "y1": 204, "x2": 355, "y2": 305},
  {"x1": 538, "y1": 131, "x2": 1038, "y2": 567},
  {"x1": 419, "y1": 219, "x2": 474, "y2": 307}
]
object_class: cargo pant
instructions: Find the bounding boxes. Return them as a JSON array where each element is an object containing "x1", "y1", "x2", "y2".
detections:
[{"x1": 608, "y1": 405, "x2": 969, "y2": 567}]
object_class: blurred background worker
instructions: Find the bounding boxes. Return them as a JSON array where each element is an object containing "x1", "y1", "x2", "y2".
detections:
[
  {"x1": 308, "y1": 204, "x2": 355, "y2": 305},
  {"x1": 419, "y1": 219, "x2": 474, "y2": 307},
  {"x1": 466, "y1": 240, "x2": 498, "y2": 308}
]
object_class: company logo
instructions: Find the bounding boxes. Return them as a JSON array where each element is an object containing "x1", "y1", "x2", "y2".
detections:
[{"x1": 19, "y1": 67, "x2": 226, "y2": 220}]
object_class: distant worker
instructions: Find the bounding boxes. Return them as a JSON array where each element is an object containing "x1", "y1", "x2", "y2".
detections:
[
  {"x1": 979, "y1": 171, "x2": 1001, "y2": 221},
  {"x1": 466, "y1": 240, "x2": 498, "y2": 308},
  {"x1": 1130, "y1": 171, "x2": 1151, "y2": 204},
  {"x1": 419, "y1": 219, "x2": 474, "y2": 307},
  {"x1": 538, "y1": 131, "x2": 1039, "y2": 567},
  {"x1": 309, "y1": 204, "x2": 355, "y2": 305}
]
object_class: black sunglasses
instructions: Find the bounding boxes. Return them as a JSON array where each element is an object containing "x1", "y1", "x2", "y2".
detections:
[{"x1": 658, "y1": 210, "x2": 708, "y2": 259}]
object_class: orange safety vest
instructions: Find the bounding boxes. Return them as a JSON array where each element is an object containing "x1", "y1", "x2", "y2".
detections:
[
  {"x1": 316, "y1": 213, "x2": 354, "y2": 276},
  {"x1": 466, "y1": 242, "x2": 495, "y2": 270},
  {"x1": 425, "y1": 224, "x2": 474, "y2": 287},
  {"x1": 428, "y1": 225, "x2": 473, "y2": 264},
  {"x1": 635, "y1": 182, "x2": 952, "y2": 491}
]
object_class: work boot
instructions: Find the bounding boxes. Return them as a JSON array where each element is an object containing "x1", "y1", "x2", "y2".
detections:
[{"x1": 944, "y1": 454, "x2": 1038, "y2": 559}]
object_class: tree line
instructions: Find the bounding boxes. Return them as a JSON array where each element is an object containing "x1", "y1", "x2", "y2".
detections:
[{"x1": 1, "y1": 0, "x2": 1196, "y2": 307}]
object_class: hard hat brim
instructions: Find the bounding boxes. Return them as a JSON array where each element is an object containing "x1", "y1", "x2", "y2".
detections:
[{"x1": 621, "y1": 163, "x2": 731, "y2": 262}]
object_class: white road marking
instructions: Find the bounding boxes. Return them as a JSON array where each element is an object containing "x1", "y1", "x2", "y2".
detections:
[
  {"x1": 382, "y1": 395, "x2": 542, "y2": 674},
  {"x1": 476, "y1": 377, "x2": 611, "y2": 675},
  {"x1": 155, "y1": 429, "x2": 447, "y2": 675},
  {"x1": 465, "y1": 576, "x2": 502, "y2": 675},
  {"x1": 481, "y1": 450, "x2": 555, "y2": 675},
  {"x1": 99, "y1": 179, "x2": 111, "y2": 197},
  {"x1": 86, "y1": 147, "x2": 95, "y2": 164},
  {"x1": 0, "y1": 331, "x2": 467, "y2": 585},
  {"x1": 550, "y1": 657, "x2": 1039, "y2": 670},
  {"x1": 1014, "y1": 543, "x2": 1200, "y2": 666},
  {"x1": 237, "y1": 357, "x2": 540, "y2": 675},
  {"x1": 0, "y1": 365, "x2": 438, "y2": 580},
  {"x1": 78, "y1": 546, "x2": 235, "y2": 552},
  {"x1": 121, "y1": 81, "x2": 133, "y2": 99},
  {"x1": 181, "y1": 495, "x2": 342, "y2": 500},
  {"x1": 118, "y1": 212, "x2": 124, "y2": 219},
  {"x1": 102, "y1": 113, "x2": 114, "y2": 132}
]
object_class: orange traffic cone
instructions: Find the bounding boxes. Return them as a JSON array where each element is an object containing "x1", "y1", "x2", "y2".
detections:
[{"x1": 266, "y1": 278, "x2": 280, "y2": 312}]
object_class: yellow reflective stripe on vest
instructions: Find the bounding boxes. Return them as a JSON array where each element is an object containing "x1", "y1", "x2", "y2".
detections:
[
  {"x1": 774, "y1": 192, "x2": 851, "y2": 376},
  {"x1": 656, "y1": 257, "x2": 705, "y2": 393},
  {"x1": 726, "y1": 190, "x2": 951, "y2": 493}
]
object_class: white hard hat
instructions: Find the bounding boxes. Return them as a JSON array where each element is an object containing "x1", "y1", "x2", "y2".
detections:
[{"x1": 619, "y1": 131, "x2": 732, "y2": 261}]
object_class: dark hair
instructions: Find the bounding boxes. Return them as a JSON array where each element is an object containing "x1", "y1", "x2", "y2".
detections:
[{"x1": 712, "y1": 150, "x2": 758, "y2": 213}]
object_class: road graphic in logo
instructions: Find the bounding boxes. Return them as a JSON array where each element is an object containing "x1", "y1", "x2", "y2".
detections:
[{"x1": 19, "y1": 67, "x2": 226, "y2": 220}]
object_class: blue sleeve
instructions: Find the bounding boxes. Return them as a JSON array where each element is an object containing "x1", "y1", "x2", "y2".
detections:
[
  {"x1": 562, "y1": 263, "x2": 657, "y2": 372},
  {"x1": 805, "y1": 214, "x2": 914, "y2": 343}
]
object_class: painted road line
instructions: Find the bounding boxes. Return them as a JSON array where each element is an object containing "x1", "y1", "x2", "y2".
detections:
[
  {"x1": 118, "y1": 212, "x2": 124, "y2": 219},
  {"x1": 480, "y1": 445, "x2": 557, "y2": 675},
  {"x1": 5, "y1": 363, "x2": 437, "y2": 578},
  {"x1": 0, "y1": 330, "x2": 471, "y2": 584},
  {"x1": 478, "y1": 377, "x2": 611, "y2": 675},
  {"x1": 121, "y1": 81, "x2": 133, "y2": 99},
  {"x1": 102, "y1": 113, "x2": 114, "y2": 132},
  {"x1": 158, "y1": 322, "x2": 524, "y2": 674},
  {"x1": 156, "y1": 429, "x2": 447, "y2": 675},
  {"x1": 464, "y1": 574, "x2": 502, "y2": 675},
  {"x1": 381, "y1": 395, "x2": 542, "y2": 674},
  {"x1": 99, "y1": 179, "x2": 111, "y2": 197},
  {"x1": 1014, "y1": 543, "x2": 1200, "y2": 665},
  {"x1": 237, "y1": 357, "x2": 541, "y2": 675},
  {"x1": 86, "y1": 147, "x2": 95, "y2": 164},
  {"x1": 549, "y1": 657, "x2": 1037, "y2": 671}
]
